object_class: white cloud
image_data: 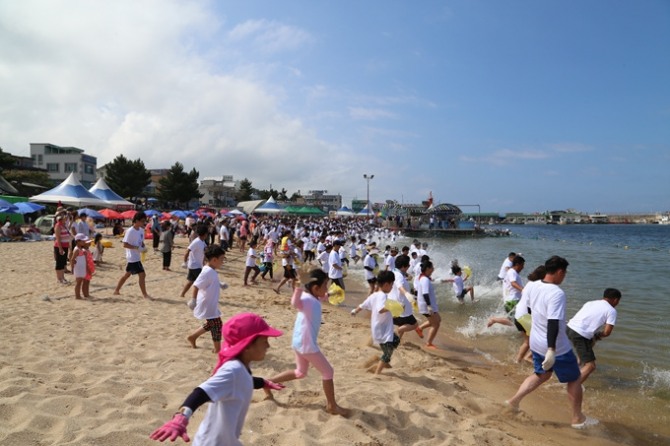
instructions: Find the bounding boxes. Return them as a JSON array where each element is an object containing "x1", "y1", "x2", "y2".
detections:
[
  {"x1": 227, "y1": 19, "x2": 313, "y2": 54},
  {"x1": 0, "y1": 1, "x2": 366, "y2": 201}
]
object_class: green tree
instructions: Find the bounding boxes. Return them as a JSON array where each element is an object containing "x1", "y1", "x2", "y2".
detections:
[
  {"x1": 277, "y1": 188, "x2": 288, "y2": 201},
  {"x1": 2, "y1": 170, "x2": 51, "y2": 196},
  {"x1": 236, "y1": 178, "x2": 254, "y2": 202},
  {"x1": 104, "y1": 155, "x2": 151, "y2": 199},
  {"x1": 157, "y1": 162, "x2": 202, "y2": 207},
  {"x1": 0, "y1": 147, "x2": 15, "y2": 171},
  {"x1": 289, "y1": 191, "x2": 302, "y2": 202}
]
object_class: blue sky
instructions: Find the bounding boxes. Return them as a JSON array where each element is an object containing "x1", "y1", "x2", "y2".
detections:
[{"x1": 1, "y1": 0, "x2": 668, "y2": 213}]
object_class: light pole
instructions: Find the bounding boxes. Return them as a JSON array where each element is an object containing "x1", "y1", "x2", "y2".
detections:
[{"x1": 363, "y1": 174, "x2": 374, "y2": 216}]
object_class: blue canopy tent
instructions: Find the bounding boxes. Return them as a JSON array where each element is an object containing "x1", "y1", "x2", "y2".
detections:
[
  {"x1": 29, "y1": 173, "x2": 106, "y2": 208},
  {"x1": 253, "y1": 197, "x2": 286, "y2": 214},
  {"x1": 88, "y1": 178, "x2": 134, "y2": 208}
]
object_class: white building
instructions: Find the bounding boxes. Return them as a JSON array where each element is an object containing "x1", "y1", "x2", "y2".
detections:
[
  {"x1": 30, "y1": 143, "x2": 97, "y2": 187},
  {"x1": 199, "y1": 175, "x2": 239, "y2": 207}
]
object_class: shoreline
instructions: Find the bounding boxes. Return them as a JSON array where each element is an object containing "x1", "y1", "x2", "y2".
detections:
[{"x1": 0, "y1": 234, "x2": 667, "y2": 445}]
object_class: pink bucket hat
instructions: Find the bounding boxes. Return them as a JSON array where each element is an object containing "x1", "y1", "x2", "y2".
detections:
[{"x1": 212, "y1": 313, "x2": 282, "y2": 374}]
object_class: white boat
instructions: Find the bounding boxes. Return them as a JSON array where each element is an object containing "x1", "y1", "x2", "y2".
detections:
[{"x1": 660, "y1": 215, "x2": 670, "y2": 225}]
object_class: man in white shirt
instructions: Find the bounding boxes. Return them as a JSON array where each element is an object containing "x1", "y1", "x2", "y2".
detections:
[
  {"x1": 506, "y1": 256, "x2": 596, "y2": 429},
  {"x1": 498, "y1": 252, "x2": 517, "y2": 281},
  {"x1": 567, "y1": 288, "x2": 621, "y2": 385}
]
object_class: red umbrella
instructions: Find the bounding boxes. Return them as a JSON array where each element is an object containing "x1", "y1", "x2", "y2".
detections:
[
  {"x1": 99, "y1": 208, "x2": 123, "y2": 219},
  {"x1": 120, "y1": 210, "x2": 137, "y2": 219},
  {"x1": 160, "y1": 212, "x2": 172, "y2": 221}
]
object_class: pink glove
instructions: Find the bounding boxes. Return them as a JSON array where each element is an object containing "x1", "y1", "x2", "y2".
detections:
[
  {"x1": 150, "y1": 413, "x2": 190, "y2": 442},
  {"x1": 263, "y1": 379, "x2": 286, "y2": 391}
]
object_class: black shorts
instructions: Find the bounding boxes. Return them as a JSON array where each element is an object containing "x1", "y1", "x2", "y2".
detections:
[
  {"x1": 567, "y1": 327, "x2": 596, "y2": 363},
  {"x1": 187, "y1": 268, "x2": 202, "y2": 282},
  {"x1": 456, "y1": 289, "x2": 468, "y2": 299},
  {"x1": 126, "y1": 261, "x2": 145, "y2": 275},
  {"x1": 367, "y1": 278, "x2": 377, "y2": 284},
  {"x1": 283, "y1": 265, "x2": 297, "y2": 279},
  {"x1": 393, "y1": 315, "x2": 417, "y2": 326},
  {"x1": 54, "y1": 246, "x2": 69, "y2": 270}
]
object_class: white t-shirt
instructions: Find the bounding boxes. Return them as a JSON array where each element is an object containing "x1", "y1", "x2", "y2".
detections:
[
  {"x1": 384, "y1": 254, "x2": 396, "y2": 271},
  {"x1": 359, "y1": 291, "x2": 395, "y2": 344},
  {"x1": 123, "y1": 226, "x2": 144, "y2": 263},
  {"x1": 328, "y1": 250, "x2": 342, "y2": 279},
  {"x1": 74, "y1": 219, "x2": 90, "y2": 237},
  {"x1": 363, "y1": 254, "x2": 376, "y2": 280},
  {"x1": 193, "y1": 266, "x2": 222, "y2": 320},
  {"x1": 514, "y1": 280, "x2": 540, "y2": 319},
  {"x1": 317, "y1": 250, "x2": 330, "y2": 273},
  {"x1": 503, "y1": 268, "x2": 523, "y2": 302},
  {"x1": 567, "y1": 300, "x2": 617, "y2": 340},
  {"x1": 389, "y1": 269, "x2": 413, "y2": 318},
  {"x1": 498, "y1": 258, "x2": 513, "y2": 279},
  {"x1": 452, "y1": 275, "x2": 464, "y2": 296},
  {"x1": 193, "y1": 359, "x2": 253, "y2": 446},
  {"x1": 417, "y1": 275, "x2": 437, "y2": 314},
  {"x1": 245, "y1": 248, "x2": 257, "y2": 268},
  {"x1": 218, "y1": 225, "x2": 229, "y2": 242},
  {"x1": 528, "y1": 281, "x2": 572, "y2": 356},
  {"x1": 187, "y1": 238, "x2": 206, "y2": 269}
]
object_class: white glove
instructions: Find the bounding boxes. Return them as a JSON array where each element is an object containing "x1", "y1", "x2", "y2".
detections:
[
  {"x1": 220, "y1": 282, "x2": 229, "y2": 290},
  {"x1": 181, "y1": 262, "x2": 187, "y2": 269},
  {"x1": 542, "y1": 349, "x2": 556, "y2": 370},
  {"x1": 403, "y1": 291, "x2": 416, "y2": 303},
  {"x1": 350, "y1": 308, "x2": 357, "y2": 316},
  {"x1": 138, "y1": 245, "x2": 147, "y2": 253},
  {"x1": 187, "y1": 297, "x2": 196, "y2": 310}
]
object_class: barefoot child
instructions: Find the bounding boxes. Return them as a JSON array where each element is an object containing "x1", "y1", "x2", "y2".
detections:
[
  {"x1": 351, "y1": 271, "x2": 400, "y2": 374},
  {"x1": 187, "y1": 245, "x2": 228, "y2": 353},
  {"x1": 263, "y1": 269, "x2": 350, "y2": 417},
  {"x1": 70, "y1": 233, "x2": 91, "y2": 299},
  {"x1": 443, "y1": 265, "x2": 475, "y2": 304},
  {"x1": 113, "y1": 211, "x2": 151, "y2": 299},
  {"x1": 243, "y1": 240, "x2": 261, "y2": 286},
  {"x1": 150, "y1": 313, "x2": 283, "y2": 445}
]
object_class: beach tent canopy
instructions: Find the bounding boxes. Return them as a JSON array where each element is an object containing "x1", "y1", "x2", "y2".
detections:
[
  {"x1": 29, "y1": 173, "x2": 107, "y2": 207},
  {"x1": 254, "y1": 197, "x2": 286, "y2": 214},
  {"x1": 423, "y1": 203, "x2": 462, "y2": 217},
  {"x1": 336, "y1": 206, "x2": 354, "y2": 216},
  {"x1": 236, "y1": 199, "x2": 265, "y2": 215},
  {"x1": 88, "y1": 178, "x2": 135, "y2": 208},
  {"x1": 357, "y1": 204, "x2": 374, "y2": 216}
]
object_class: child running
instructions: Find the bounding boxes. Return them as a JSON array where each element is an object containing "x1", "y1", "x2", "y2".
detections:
[
  {"x1": 187, "y1": 245, "x2": 228, "y2": 353},
  {"x1": 243, "y1": 240, "x2": 261, "y2": 286},
  {"x1": 263, "y1": 269, "x2": 350, "y2": 417},
  {"x1": 150, "y1": 313, "x2": 283, "y2": 445},
  {"x1": 416, "y1": 261, "x2": 441, "y2": 349},
  {"x1": 113, "y1": 211, "x2": 151, "y2": 299},
  {"x1": 180, "y1": 225, "x2": 208, "y2": 298},
  {"x1": 351, "y1": 271, "x2": 400, "y2": 374},
  {"x1": 92, "y1": 233, "x2": 104, "y2": 265}
]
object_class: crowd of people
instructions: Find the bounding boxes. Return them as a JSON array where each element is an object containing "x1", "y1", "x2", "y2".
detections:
[{"x1": 43, "y1": 208, "x2": 621, "y2": 442}]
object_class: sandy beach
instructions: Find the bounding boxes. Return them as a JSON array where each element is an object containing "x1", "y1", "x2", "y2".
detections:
[{"x1": 0, "y1": 232, "x2": 663, "y2": 446}]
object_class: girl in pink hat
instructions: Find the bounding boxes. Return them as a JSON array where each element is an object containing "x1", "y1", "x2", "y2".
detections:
[{"x1": 150, "y1": 313, "x2": 283, "y2": 445}]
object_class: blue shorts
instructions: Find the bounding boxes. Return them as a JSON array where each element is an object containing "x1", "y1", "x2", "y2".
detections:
[{"x1": 532, "y1": 350, "x2": 581, "y2": 383}]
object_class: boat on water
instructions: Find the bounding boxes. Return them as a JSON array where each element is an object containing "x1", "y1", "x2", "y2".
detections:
[
  {"x1": 589, "y1": 212, "x2": 609, "y2": 224},
  {"x1": 659, "y1": 215, "x2": 670, "y2": 225}
]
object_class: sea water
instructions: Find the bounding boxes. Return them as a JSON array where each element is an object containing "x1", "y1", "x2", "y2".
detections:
[{"x1": 390, "y1": 224, "x2": 670, "y2": 436}]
